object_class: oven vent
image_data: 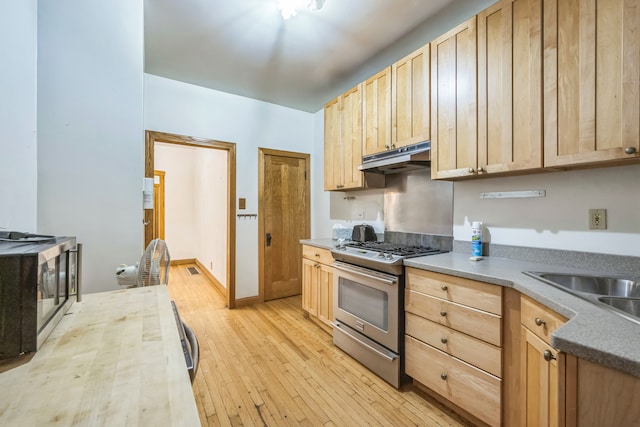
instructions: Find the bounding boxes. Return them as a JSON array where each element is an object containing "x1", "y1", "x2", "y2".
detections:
[{"x1": 187, "y1": 267, "x2": 200, "y2": 275}]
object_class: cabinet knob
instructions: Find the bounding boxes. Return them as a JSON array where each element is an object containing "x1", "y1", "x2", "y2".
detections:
[
  {"x1": 440, "y1": 337, "x2": 448, "y2": 344},
  {"x1": 315, "y1": 253, "x2": 320, "y2": 257},
  {"x1": 391, "y1": 144, "x2": 396, "y2": 149},
  {"x1": 385, "y1": 145, "x2": 390, "y2": 149},
  {"x1": 625, "y1": 146, "x2": 637, "y2": 155},
  {"x1": 535, "y1": 317, "x2": 546, "y2": 327},
  {"x1": 441, "y1": 284, "x2": 448, "y2": 291},
  {"x1": 543, "y1": 350, "x2": 557, "y2": 362},
  {"x1": 478, "y1": 166, "x2": 485, "y2": 173},
  {"x1": 440, "y1": 373, "x2": 448, "y2": 380},
  {"x1": 468, "y1": 168, "x2": 475, "y2": 174},
  {"x1": 440, "y1": 310, "x2": 447, "y2": 317}
]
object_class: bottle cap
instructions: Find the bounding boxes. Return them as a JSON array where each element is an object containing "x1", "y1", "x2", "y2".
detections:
[{"x1": 471, "y1": 221, "x2": 482, "y2": 228}]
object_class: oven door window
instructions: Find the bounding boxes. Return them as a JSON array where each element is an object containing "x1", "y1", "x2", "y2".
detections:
[
  {"x1": 338, "y1": 277, "x2": 388, "y2": 331},
  {"x1": 37, "y1": 252, "x2": 68, "y2": 331}
]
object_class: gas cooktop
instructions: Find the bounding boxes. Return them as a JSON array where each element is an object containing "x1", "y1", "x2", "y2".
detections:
[
  {"x1": 343, "y1": 241, "x2": 445, "y2": 257},
  {"x1": 331, "y1": 241, "x2": 448, "y2": 275},
  {"x1": 0, "y1": 231, "x2": 56, "y2": 243}
]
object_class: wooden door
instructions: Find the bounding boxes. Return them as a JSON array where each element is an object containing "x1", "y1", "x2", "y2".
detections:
[
  {"x1": 544, "y1": 0, "x2": 640, "y2": 167},
  {"x1": 431, "y1": 17, "x2": 478, "y2": 180},
  {"x1": 521, "y1": 326, "x2": 561, "y2": 427},
  {"x1": 153, "y1": 170, "x2": 165, "y2": 240},
  {"x1": 341, "y1": 84, "x2": 364, "y2": 189},
  {"x1": 392, "y1": 45, "x2": 430, "y2": 149},
  {"x1": 363, "y1": 67, "x2": 392, "y2": 155},
  {"x1": 260, "y1": 149, "x2": 310, "y2": 301},
  {"x1": 324, "y1": 96, "x2": 342, "y2": 190},
  {"x1": 478, "y1": 0, "x2": 543, "y2": 175}
]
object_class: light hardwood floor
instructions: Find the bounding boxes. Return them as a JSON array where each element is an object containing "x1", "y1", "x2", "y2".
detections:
[{"x1": 168, "y1": 264, "x2": 473, "y2": 426}]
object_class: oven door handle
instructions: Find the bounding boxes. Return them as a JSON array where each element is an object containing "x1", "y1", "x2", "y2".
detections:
[
  {"x1": 333, "y1": 261, "x2": 398, "y2": 286},
  {"x1": 333, "y1": 322, "x2": 397, "y2": 362}
]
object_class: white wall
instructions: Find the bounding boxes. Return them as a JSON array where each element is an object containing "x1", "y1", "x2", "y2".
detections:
[
  {"x1": 155, "y1": 142, "x2": 228, "y2": 285},
  {"x1": 0, "y1": 0, "x2": 37, "y2": 231},
  {"x1": 155, "y1": 143, "x2": 197, "y2": 260},
  {"x1": 453, "y1": 165, "x2": 640, "y2": 256},
  {"x1": 144, "y1": 74, "x2": 314, "y2": 299},
  {"x1": 37, "y1": 0, "x2": 144, "y2": 293},
  {"x1": 194, "y1": 148, "x2": 228, "y2": 286}
]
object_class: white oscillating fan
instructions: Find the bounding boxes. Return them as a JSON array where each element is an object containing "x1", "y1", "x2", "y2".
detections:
[
  {"x1": 116, "y1": 239, "x2": 171, "y2": 287},
  {"x1": 137, "y1": 239, "x2": 170, "y2": 286}
]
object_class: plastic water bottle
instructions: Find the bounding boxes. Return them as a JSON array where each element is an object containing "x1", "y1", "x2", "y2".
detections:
[{"x1": 471, "y1": 221, "x2": 483, "y2": 258}]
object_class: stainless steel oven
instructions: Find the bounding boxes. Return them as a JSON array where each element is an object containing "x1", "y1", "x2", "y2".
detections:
[
  {"x1": 332, "y1": 261, "x2": 402, "y2": 387},
  {"x1": 331, "y1": 241, "x2": 446, "y2": 388}
]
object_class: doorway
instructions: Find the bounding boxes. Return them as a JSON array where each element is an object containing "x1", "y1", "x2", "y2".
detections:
[
  {"x1": 145, "y1": 131, "x2": 237, "y2": 308},
  {"x1": 258, "y1": 148, "x2": 310, "y2": 301}
]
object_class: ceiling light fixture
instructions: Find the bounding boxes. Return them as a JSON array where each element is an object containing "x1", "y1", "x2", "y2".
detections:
[{"x1": 277, "y1": 0, "x2": 325, "y2": 19}]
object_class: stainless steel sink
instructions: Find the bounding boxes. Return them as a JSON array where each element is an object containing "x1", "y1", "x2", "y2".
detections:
[
  {"x1": 528, "y1": 272, "x2": 640, "y2": 297},
  {"x1": 598, "y1": 297, "x2": 640, "y2": 318},
  {"x1": 525, "y1": 271, "x2": 640, "y2": 325}
]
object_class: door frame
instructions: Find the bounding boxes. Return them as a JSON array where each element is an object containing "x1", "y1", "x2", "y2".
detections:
[
  {"x1": 145, "y1": 130, "x2": 237, "y2": 309},
  {"x1": 257, "y1": 148, "x2": 311, "y2": 302},
  {"x1": 153, "y1": 170, "x2": 165, "y2": 240}
]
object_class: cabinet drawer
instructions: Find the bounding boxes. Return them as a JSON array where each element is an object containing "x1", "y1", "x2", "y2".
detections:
[
  {"x1": 405, "y1": 290, "x2": 501, "y2": 346},
  {"x1": 302, "y1": 245, "x2": 334, "y2": 266},
  {"x1": 521, "y1": 295, "x2": 567, "y2": 346},
  {"x1": 405, "y1": 335, "x2": 501, "y2": 427},
  {"x1": 406, "y1": 268, "x2": 502, "y2": 315},
  {"x1": 405, "y1": 312, "x2": 501, "y2": 377}
]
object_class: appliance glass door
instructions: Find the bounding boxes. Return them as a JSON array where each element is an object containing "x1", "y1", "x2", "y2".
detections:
[
  {"x1": 333, "y1": 262, "x2": 399, "y2": 352},
  {"x1": 339, "y1": 278, "x2": 388, "y2": 330},
  {"x1": 37, "y1": 252, "x2": 68, "y2": 331}
]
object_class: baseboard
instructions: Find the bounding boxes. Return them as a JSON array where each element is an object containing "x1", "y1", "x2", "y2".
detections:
[
  {"x1": 234, "y1": 296, "x2": 262, "y2": 307},
  {"x1": 194, "y1": 259, "x2": 226, "y2": 297},
  {"x1": 171, "y1": 258, "x2": 196, "y2": 266}
]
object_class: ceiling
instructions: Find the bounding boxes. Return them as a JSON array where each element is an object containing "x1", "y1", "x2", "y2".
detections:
[{"x1": 144, "y1": 0, "x2": 491, "y2": 112}]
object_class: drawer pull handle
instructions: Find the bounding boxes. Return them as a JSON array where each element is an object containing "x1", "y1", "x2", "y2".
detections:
[
  {"x1": 315, "y1": 253, "x2": 320, "y2": 257},
  {"x1": 440, "y1": 337, "x2": 448, "y2": 344},
  {"x1": 543, "y1": 350, "x2": 556, "y2": 362},
  {"x1": 440, "y1": 310, "x2": 447, "y2": 317},
  {"x1": 440, "y1": 373, "x2": 448, "y2": 380},
  {"x1": 441, "y1": 284, "x2": 448, "y2": 291},
  {"x1": 535, "y1": 317, "x2": 546, "y2": 327}
]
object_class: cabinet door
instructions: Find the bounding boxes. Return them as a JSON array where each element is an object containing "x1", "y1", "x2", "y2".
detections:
[
  {"x1": 301, "y1": 258, "x2": 318, "y2": 317},
  {"x1": 544, "y1": 0, "x2": 640, "y2": 167},
  {"x1": 431, "y1": 17, "x2": 478, "y2": 179},
  {"x1": 324, "y1": 96, "x2": 343, "y2": 190},
  {"x1": 340, "y1": 84, "x2": 364, "y2": 189},
  {"x1": 521, "y1": 326, "x2": 562, "y2": 427},
  {"x1": 363, "y1": 67, "x2": 392, "y2": 156},
  {"x1": 392, "y1": 45, "x2": 430, "y2": 149},
  {"x1": 316, "y1": 264, "x2": 334, "y2": 327},
  {"x1": 478, "y1": 0, "x2": 543, "y2": 175}
]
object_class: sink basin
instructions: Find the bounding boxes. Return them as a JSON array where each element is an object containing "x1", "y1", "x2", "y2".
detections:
[
  {"x1": 529, "y1": 272, "x2": 640, "y2": 297},
  {"x1": 597, "y1": 297, "x2": 640, "y2": 319}
]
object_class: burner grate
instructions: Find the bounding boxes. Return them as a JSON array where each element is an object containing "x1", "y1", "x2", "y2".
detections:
[{"x1": 345, "y1": 241, "x2": 443, "y2": 257}]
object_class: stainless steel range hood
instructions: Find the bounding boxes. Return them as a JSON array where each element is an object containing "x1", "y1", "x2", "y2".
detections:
[{"x1": 358, "y1": 141, "x2": 430, "y2": 174}]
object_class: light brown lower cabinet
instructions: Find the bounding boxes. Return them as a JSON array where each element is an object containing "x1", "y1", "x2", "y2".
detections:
[
  {"x1": 404, "y1": 268, "x2": 502, "y2": 426},
  {"x1": 301, "y1": 245, "x2": 334, "y2": 333}
]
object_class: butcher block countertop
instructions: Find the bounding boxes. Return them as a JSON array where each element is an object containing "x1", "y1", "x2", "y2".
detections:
[{"x1": 0, "y1": 286, "x2": 199, "y2": 426}]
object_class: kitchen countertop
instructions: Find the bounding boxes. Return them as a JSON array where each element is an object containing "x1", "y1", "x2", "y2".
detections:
[
  {"x1": 0, "y1": 286, "x2": 199, "y2": 426},
  {"x1": 301, "y1": 238, "x2": 640, "y2": 378}
]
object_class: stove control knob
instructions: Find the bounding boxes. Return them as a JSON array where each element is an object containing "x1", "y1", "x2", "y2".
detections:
[
  {"x1": 377, "y1": 252, "x2": 386, "y2": 258},
  {"x1": 385, "y1": 253, "x2": 394, "y2": 260}
]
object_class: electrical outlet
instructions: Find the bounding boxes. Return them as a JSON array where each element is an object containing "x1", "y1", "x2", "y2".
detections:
[{"x1": 589, "y1": 209, "x2": 607, "y2": 230}]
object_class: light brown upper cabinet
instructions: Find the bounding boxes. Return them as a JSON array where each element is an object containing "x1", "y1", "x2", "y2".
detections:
[
  {"x1": 392, "y1": 45, "x2": 431, "y2": 150},
  {"x1": 431, "y1": 17, "x2": 478, "y2": 180},
  {"x1": 324, "y1": 96, "x2": 342, "y2": 190},
  {"x1": 363, "y1": 67, "x2": 392, "y2": 156},
  {"x1": 324, "y1": 85, "x2": 384, "y2": 191},
  {"x1": 477, "y1": 0, "x2": 543, "y2": 175},
  {"x1": 544, "y1": 0, "x2": 640, "y2": 167}
]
